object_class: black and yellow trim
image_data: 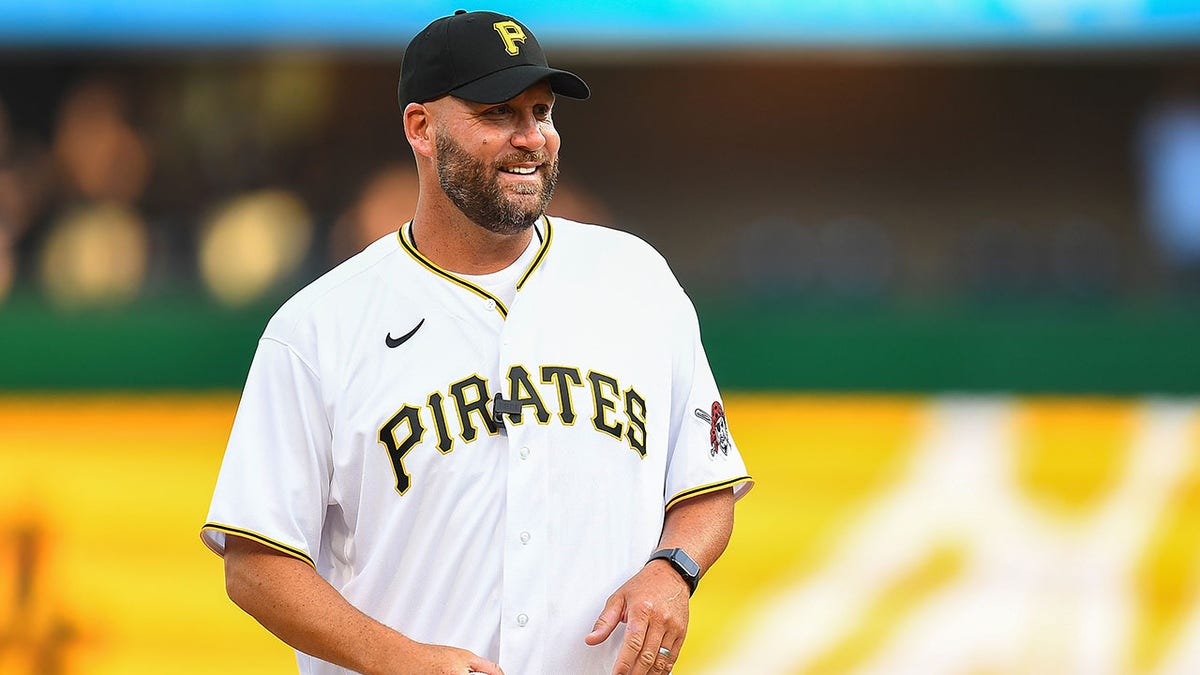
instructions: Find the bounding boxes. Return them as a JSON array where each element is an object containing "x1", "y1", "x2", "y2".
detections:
[
  {"x1": 517, "y1": 217, "x2": 552, "y2": 290},
  {"x1": 665, "y1": 476, "x2": 754, "y2": 511},
  {"x1": 396, "y1": 216, "x2": 553, "y2": 319},
  {"x1": 200, "y1": 522, "x2": 316, "y2": 569}
]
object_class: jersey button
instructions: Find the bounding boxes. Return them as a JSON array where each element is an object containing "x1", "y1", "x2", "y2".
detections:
[
  {"x1": 485, "y1": 299, "x2": 496, "y2": 312},
  {"x1": 517, "y1": 613, "x2": 529, "y2": 627},
  {"x1": 520, "y1": 531, "x2": 531, "y2": 544},
  {"x1": 519, "y1": 446, "x2": 530, "y2": 459}
]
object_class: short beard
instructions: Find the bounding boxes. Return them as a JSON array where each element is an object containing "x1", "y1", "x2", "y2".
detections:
[{"x1": 435, "y1": 131, "x2": 559, "y2": 235}]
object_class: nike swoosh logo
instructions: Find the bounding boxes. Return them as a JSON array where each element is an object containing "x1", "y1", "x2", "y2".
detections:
[{"x1": 385, "y1": 319, "x2": 425, "y2": 349}]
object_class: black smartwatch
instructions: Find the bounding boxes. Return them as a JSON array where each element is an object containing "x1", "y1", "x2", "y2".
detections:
[{"x1": 647, "y1": 548, "x2": 701, "y2": 595}]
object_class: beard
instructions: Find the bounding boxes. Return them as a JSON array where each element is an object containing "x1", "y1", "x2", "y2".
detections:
[{"x1": 435, "y1": 131, "x2": 560, "y2": 235}]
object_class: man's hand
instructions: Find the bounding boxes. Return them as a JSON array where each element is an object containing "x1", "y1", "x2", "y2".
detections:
[{"x1": 584, "y1": 560, "x2": 690, "y2": 675}]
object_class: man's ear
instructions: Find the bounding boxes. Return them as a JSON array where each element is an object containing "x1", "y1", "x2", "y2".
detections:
[{"x1": 404, "y1": 103, "x2": 435, "y2": 159}]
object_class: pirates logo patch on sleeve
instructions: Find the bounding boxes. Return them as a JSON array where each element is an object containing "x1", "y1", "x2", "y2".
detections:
[{"x1": 693, "y1": 401, "x2": 731, "y2": 458}]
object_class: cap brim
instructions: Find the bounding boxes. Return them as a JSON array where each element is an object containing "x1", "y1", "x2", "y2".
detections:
[{"x1": 450, "y1": 64, "x2": 590, "y2": 104}]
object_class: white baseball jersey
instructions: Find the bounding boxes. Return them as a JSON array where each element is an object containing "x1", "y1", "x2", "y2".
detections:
[{"x1": 201, "y1": 216, "x2": 753, "y2": 674}]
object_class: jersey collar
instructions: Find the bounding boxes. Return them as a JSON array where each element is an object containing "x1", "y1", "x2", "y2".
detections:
[{"x1": 397, "y1": 216, "x2": 553, "y2": 319}]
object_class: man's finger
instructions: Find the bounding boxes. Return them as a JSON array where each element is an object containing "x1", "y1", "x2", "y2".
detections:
[
  {"x1": 631, "y1": 620, "x2": 667, "y2": 675},
  {"x1": 654, "y1": 635, "x2": 683, "y2": 674},
  {"x1": 586, "y1": 595, "x2": 626, "y2": 645},
  {"x1": 611, "y1": 600, "x2": 654, "y2": 675},
  {"x1": 467, "y1": 656, "x2": 505, "y2": 675}
]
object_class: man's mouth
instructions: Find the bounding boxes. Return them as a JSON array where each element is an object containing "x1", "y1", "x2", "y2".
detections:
[{"x1": 500, "y1": 165, "x2": 538, "y2": 175}]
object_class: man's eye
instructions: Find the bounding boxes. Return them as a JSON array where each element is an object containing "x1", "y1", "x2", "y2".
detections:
[{"x1": 488, "y1": 106, "x2": 509, "y2": 116}]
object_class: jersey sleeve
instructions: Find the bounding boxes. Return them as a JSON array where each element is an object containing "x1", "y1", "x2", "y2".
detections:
[
  {"x1": 200, "y1": 336, "x2": 332, "y2": 567},
  {"x1": 663, "y1": 286, "x2": 754, "y2": 510}
]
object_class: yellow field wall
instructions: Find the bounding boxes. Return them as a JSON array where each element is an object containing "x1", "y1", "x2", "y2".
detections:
[{"x1": 1, "y1": 395, "x2": 1197, "y2": 674}]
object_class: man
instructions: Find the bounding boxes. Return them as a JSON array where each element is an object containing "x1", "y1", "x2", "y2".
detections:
[{"x1": 201, "y1": 10, "x2": 752, "y2": 675}]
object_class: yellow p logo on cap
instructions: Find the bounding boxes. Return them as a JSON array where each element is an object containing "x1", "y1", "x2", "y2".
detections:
[{"x1": 494, "y1": 21, "x2": 526, "y2": 56}]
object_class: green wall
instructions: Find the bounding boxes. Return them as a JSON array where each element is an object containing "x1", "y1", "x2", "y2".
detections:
[{"x1": 2, "y1": 295, "x2": 1198, "y2": 393}]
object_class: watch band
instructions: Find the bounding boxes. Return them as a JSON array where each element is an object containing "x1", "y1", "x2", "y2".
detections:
[{"x1": 647, "y1": 547, "x2": 700, "y2": 595}]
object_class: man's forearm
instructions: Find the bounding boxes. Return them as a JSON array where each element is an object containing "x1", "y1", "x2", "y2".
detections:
[
  {"x1": 655, "y1": 487, "x2": 736, "y2": 580},
  {"x1": 223, "y1": 535, "x2": 408, "y2": 674}
]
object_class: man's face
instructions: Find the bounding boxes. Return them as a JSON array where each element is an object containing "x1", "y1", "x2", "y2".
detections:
[{"x1": 432, "y1": 83, "x2": 561, "y2": 234}]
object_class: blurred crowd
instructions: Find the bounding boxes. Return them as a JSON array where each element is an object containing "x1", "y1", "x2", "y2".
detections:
[
  {"x1": 1, "y1": 78, "x2": 153, "y2": 307},
  {"x1": 0, "y1": 65, "x2": 329, "y2": 308},
  {"x1": 1, "y1": 59, "x2": 1198, "y2": 311},
  {"x1": 0, "y1": 62, "x2": 608, "y2": 310}
]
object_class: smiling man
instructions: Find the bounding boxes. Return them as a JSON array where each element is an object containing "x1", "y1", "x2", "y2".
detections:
[{"x1": 201, "y1": 10, "x2": 752, "y2": 675}]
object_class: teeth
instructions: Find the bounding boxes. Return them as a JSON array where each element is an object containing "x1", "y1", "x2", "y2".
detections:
[{"x1": 505, "y1": 166, "x2": 536, "y2": 175}]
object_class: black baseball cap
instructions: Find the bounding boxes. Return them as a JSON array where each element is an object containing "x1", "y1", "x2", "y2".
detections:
[{"x1": 398, "y1": 10, "x2": 590, "y2": 109}]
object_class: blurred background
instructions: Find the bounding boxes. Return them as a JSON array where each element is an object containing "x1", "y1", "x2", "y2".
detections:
[{"x1": 1, "y1": 1, "x2": 1199, "y2": 673}]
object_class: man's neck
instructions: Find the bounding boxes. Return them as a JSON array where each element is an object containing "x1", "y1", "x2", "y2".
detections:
[{"x1": 410, "y1": 202, "x2": 537, "y2": 275}]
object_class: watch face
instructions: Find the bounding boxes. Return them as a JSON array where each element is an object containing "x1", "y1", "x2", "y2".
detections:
[{"x1": 673, "y1": 549, "x2": 701, "y2": 578}]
